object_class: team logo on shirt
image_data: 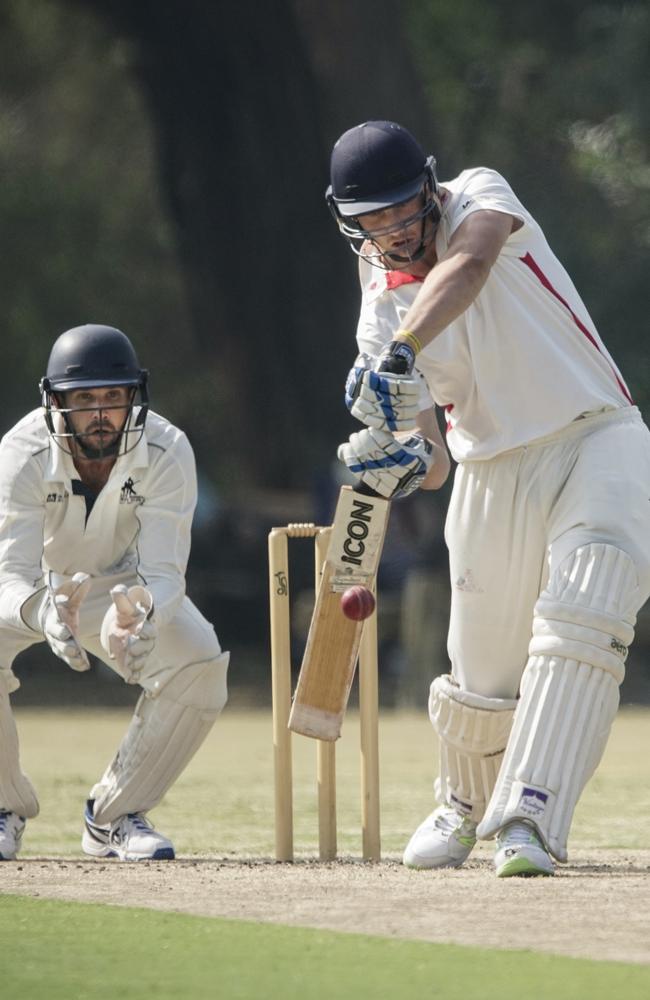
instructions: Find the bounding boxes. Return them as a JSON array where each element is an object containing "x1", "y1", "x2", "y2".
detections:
[
  {"x1": 46, "y1": 490, "x2": 69, "y2": 503},
  {"x1": 120, "y1": 477, "x2": 144, "y2": 505}
]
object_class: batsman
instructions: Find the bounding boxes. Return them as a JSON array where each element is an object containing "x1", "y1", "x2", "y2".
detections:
[
  {"x1": 329, "y1": 120, "x2": 650, "y2": 876},
  {"x1": 0, "y1": 324, "x2": 228, "y2": 861}
]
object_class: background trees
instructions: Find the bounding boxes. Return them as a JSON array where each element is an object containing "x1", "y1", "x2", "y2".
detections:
[
  {"x1": 3, "y1": 0, "x2": 649, "y2": 700},
  {"x1": 3, "y1": 0, "x2": 648, "y2": 486}
]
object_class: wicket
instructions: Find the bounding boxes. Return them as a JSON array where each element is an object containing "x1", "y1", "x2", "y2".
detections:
[{"x1": 268, "y1": 523, "x2": 380, "y2": 862}]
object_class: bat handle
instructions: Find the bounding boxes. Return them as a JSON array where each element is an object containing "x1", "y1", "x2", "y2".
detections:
[{"x1": 353, "y1": 482, "x2": 385, "y2": 500}]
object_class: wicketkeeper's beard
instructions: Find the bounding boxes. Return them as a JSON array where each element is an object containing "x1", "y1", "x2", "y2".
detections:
[{"x1": 74, "y1": 423, "x2": 123, "y2": 459}]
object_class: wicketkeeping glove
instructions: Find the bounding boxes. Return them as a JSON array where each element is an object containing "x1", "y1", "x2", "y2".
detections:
[
  {"x1": 39, "y1": 572, "x2": 92, "y2": 672},
  {"x1": 337, "y1": 426, "x2": 433, "y2": 500},
  {"x1": 100, "y1": 584, "x2": 156, "y2": 682},
  {"x1": 345, "y1": 342, "x2": 420, "y2": 432}
]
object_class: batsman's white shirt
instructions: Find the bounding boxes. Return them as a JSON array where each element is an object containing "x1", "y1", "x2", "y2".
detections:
[
  {"x1": 356, "y1": 167, "x2": 633, "y2": 461},
  {"x1": 0, "y1": 408, "x2": 196, "y2": 634}
]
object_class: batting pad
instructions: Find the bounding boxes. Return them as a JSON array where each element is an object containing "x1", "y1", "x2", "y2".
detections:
[
  {"x1": 478, "y1": 544, "x2": 639, "y2": 861},
  {"x1": 91, "y1": 652, "x2": 228, "y2": 824},
  {"x1": 429, "y1": 674, "x2": 517, "y2": 822},
  {"x1": 0, "y1": 672, "x2": 39, "y2": 818}
]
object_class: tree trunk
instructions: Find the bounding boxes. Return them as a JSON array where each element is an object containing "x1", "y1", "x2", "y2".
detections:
[{"x1": 76, "y1": 0, "x2": 432, "y2": 488}]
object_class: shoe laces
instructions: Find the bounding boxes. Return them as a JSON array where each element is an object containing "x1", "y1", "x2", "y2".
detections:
[
  {"x1": 436, "y1": 808, "x2": 476, "y2": 837},
  {"x1": 499, "y1": 822, "x2": 541, "y2": 847},
  {"x1": 125, "y1": 813, "x2": 153, "y2": 833}
]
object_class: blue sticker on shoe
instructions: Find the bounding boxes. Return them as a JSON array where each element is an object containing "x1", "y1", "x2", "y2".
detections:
[{"x1": 519, "y1": 787, "x2": 548, "y2": 819}]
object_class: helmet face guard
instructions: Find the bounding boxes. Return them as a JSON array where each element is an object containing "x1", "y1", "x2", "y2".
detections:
[
  {"x1": 40, "y1": 324, "x2": 149, "y2": 459},
  {"x1": 327, "y1": 158, "x2": 440, "y2": 270},
  {"x1": 41, "y1": 381, "x2": 149, "y2": 459}
]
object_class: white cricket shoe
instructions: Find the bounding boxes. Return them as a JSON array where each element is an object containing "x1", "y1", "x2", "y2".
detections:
[
  {"x1": 494, "y1": 821, "x2": 554, "y2": 877},
  {"x1": 82, "y1": 800, "x2": 175, "y2": 861},
  {"x1": 403, "y1": 805, "x2": 477, "y2": 869},
  {"x1": 0, "y1": 810, "x2": 26, "y2": 861}
]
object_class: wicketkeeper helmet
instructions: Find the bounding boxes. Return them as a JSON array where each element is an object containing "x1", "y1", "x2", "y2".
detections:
[{"x1": 40, "y1": 324, "x2": 149, "y2": 458}]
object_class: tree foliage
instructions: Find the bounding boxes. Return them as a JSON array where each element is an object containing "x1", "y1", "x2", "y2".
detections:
[
  {"x1": 406, "y1": 0, "x2": 650, "y2": 405},
  {"x1": 1, "y1": 0, "x2": 648, "y2": 491},
  {"x1": 0, "y1": 1, "x2": 192, "y2": 432}
]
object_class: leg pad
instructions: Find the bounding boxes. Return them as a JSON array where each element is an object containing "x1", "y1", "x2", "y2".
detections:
[
  {"x1": 92, "y1": 653, "x2": 228, "y2": 824},
  {"x1": 478, "y1": 544, "x2": 638, "y2": 860},
  {"x1": 429, "y1": 674, "x2": 517, "y2": 822},
  {"x1": 0, "y1": 672, "x2": 39, "y2": 818}
]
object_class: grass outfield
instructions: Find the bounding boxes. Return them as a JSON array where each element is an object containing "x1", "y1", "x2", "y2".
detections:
[
  {"x1": 11, "y1": 705, "x2": 650, "y2": 857},
  {"x1": 2, "y1": 895, "x2": 649, "y2": 1000},
  {"x1": 2, "y1": 706, "x2": 650, "y2": 999}
]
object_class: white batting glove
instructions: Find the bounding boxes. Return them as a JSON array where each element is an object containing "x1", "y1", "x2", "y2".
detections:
[
  {"x1": 344, "y1": 352, "x2": 372, "y2": 410},
  {"x1": 39, "y1": 572, "x2": 92, "y2": 672},
  {"x1": 345, "y1": 343, "x2": 420, "y2": 432},
  {"x1": 100, "y1": 585, "x2": 156, "y2": 681},
  {"x1": 337, "y1": 427, "x2": 433, "y2": 500}
]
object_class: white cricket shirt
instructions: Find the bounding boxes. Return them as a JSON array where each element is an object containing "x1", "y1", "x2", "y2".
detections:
[
  {"x1": 356, "y1": 167, "x2": 632, "y2": 461},
  {"x1": 0, "y1": 408, "x2": 197, "y2": 632}
]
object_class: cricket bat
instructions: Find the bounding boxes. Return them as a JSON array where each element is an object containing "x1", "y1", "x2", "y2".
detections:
[{"x1": 288, "y1": 485, "x2": 390, "y2": 741}]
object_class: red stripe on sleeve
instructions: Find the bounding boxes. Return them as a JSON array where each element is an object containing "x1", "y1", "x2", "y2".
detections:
[{"x1": 519, "y1": 252, "x2": 633, "y2": 404}]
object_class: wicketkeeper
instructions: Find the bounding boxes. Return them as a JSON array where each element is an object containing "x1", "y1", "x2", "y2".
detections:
[
  {"x1": 329, "y1": 120, "x2": 650, "y2": 876},
  {"x1": 0, "y1": 324, "x2": 229, "y2": 861}
]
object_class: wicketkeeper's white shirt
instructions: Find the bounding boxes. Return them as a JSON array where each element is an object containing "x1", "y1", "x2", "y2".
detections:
[
  {"x1": 355, "y1": 167, "x2": 632, "y2": 462},
  {"x1": 0, "y1": 408, "x2": 197, "y2": 633}
]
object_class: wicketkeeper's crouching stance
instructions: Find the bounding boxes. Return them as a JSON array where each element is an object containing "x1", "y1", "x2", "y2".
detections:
[{"x1": 0, "y1": 324, "x2": 228, "y2": 861}]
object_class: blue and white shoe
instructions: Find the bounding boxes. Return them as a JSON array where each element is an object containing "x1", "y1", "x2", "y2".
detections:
[
  {"x1": 82, "y1": 800, "x2": 175, "y2": 861},
  {"x1": 0, "y1": 810, "x2": 26, "y2": 860},
  {"x1": 495, "y1": 821, "x2": 554, "y2": 877}
]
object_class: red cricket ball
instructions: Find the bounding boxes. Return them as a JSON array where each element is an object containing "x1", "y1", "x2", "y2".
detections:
[{"x1": 340, "y1": 585, "x2": 376, "y2": 621}]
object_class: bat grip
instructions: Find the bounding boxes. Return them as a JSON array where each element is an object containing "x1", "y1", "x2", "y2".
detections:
[{"x1": 353, "y1": 482, "x2": 385, "y2": 500}]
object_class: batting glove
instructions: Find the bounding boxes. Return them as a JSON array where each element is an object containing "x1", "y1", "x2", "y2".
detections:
[
  {"x1": 344, "y1": 352, "x2": 373, "y2": 412},
  {"x1": 39, "y1": 572, "x2": 92, "y2": 672},
  {"x1": 337, "y1": 427, "x2": 433, "y2": 500},
  {"x1": 346, "y1": 342, "x2": 419, "y2": 432},
  {"x1": 100, "y1": 585, "x2": 157, "y2": 682}
]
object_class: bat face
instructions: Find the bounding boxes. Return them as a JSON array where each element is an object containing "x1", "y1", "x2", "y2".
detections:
[
  {"x1": 328, "y1": 490, "x2": 388, "y2": 588},
  {"x1": 288, "y1": 486, "x2": 390, "y2": 741}
]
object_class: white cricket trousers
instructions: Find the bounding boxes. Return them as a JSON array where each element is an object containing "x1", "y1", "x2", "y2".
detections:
[{"x1": 444, "y1": 407, "x2": 650, "y2": 699}]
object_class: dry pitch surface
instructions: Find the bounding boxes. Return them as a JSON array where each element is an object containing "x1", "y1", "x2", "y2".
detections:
[
  {"x1": 2, "y1": 849, "x2": 650, "y2": 965},
  {"x1": 1, "y1": 708, "x2": 649, "y2": 965}
]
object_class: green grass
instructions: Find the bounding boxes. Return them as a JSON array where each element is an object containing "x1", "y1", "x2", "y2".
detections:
[
  {"x1": 2, "y1": 895, "x2": 649, "y2": 1000},
  {"x1": 4, "y1": 707, "x2": 650, "y2": 999},
  {"x1": 13, "y1": 705, "x2": 650, "y2": 857}
]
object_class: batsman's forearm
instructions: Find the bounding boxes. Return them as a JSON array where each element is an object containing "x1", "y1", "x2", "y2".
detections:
[
  {"x1": 421, "y1": 442, "x2": 451, "y2": 489},
  {"x1": 396, "y1": 252, "x2": 491, "y2": 353}
]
